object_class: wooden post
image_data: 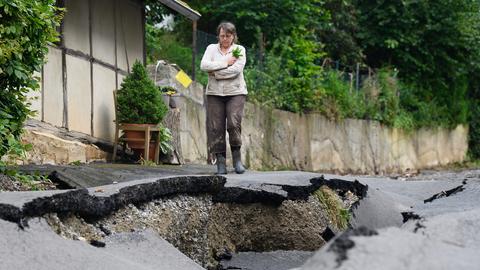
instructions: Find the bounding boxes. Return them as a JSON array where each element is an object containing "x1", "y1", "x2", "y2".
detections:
[
  {"x1": 356, "y1": 63, "x2": 360, "y2": 91},
  {"x1": 192, "y1": 20, "x2": 197, "y2": 81},
  {"x1": 142, "y1": 2, "x2": 146, "y2": 65},
  {"x1": 258, "y1": 31, "x2": 265, "y2": 68}
]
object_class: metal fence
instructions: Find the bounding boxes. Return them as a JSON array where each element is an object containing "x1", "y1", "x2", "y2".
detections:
[
  {"x1": 194, "y1": 30, "x2": 372, "y2": 92},
  {"x1": 196, "y1": 30, "x2": 217, "y2": 54}
]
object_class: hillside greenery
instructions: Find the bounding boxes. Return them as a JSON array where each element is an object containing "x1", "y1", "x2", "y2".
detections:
[{"x1": 146, "y1": 0, "x2": 480, "y2": 157}]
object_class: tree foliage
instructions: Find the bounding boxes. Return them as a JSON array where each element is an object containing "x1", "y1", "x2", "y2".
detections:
[
  {"x1": 355, "y1": 0, "x2": 480, "y2": 126},
  {"x1": 0, "y1": 0, "x2": 60, "y2": 162},
  {"x1": 186, "y1": 0, "x2": 329, "y2": 49},
  {"x1": 316, "y1": 0, "x2": 364, "y2": 67},
  {"x1": 246, "y1": 32, "x2": 324, "y2": 113}
]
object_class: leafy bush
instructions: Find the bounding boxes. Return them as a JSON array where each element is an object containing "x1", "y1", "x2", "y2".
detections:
[
  {"x1": 146, "y1": 24, "x2": 192, "y2": 73},
  {"x1": 158, "y1": 124, "x2": 173, "y2": 154},
  {"x1": 354, "y1": 0, "x2": 479, "y2": 128},
  {"x1": 246, "y1": 32, "x2": 324, "y2": 113},
  {"x1": 468, "y1": 99, "x2": 480, "y2": 158},
  {"x1": 117, "y1": 61, "x2": 168, "y2": 124},
  {"x1": 244, "y1": 49, "x2": 290, "y2": 109},
  {"x1": 1, "y1": 0, "x2": 60, "y2": 165},
  {"x1": 316, "y1": 70, "x2": 364, "y2": 120}
]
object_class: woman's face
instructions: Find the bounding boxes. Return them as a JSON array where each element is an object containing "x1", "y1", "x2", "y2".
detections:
[{"x1": 218, "y1": 28, "x2": 234, "y2": 49}]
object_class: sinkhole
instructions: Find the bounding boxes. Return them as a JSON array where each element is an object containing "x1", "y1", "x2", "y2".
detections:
[{"x1": 2, "y1": 175, "x2": 367, "y2": 270}]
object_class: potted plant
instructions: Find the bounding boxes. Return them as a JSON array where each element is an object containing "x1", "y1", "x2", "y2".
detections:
[
  {"x1": 159, "y1": 85, "x2": 178, "y2": 108},
  {"x1": 116, "y1": 60, "x2": 169, "y2": 161}
]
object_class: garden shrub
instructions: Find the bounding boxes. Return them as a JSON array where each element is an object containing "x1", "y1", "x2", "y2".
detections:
[
  {"x1": 0, "y1": 0, "x2": 60, "y2": 164},
  {"x1": 117, "y1": 61, "x2": 168, "y2": 124}
]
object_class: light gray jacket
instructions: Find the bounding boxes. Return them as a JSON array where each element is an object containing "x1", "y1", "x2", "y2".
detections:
[{"x1": 200, "y1": 43, "x2": 248, "y2": 96}]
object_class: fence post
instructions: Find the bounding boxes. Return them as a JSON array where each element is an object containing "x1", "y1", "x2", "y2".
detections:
[
  {"x1": 192, "y1": 20, "x2": 197, "y2": 81},
  {"x1": 258, "y1": 31, "x2": 265, "y2": 69},
  {"x1": 356, "y1": 63, "x2": 360, "y2": 91}
]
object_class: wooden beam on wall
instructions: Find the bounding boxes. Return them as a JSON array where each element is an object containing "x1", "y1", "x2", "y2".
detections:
[
  {"x1": 142, "y1": 0, "x2": 146, "y2": 65},
  {"x1": 89, "y1": 0, "x2": 94, "y2": 136},
  {"x1": 56, "y1": 0, "x2": 68, "y2": 129},
  {"x1": 114, "y1": 0, "x2": 118, "y2": 90},
  {"x1": 41, "y1": 66, "x2": 45, "y2": 122}
]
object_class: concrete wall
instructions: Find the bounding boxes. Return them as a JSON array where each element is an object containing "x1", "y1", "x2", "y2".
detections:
[
  {"x1": 28, "y1": 0, "x2": 144, "y2": 139},
  {"x1": 176, "y1": 95, "x2": 468, "y2": 174}
]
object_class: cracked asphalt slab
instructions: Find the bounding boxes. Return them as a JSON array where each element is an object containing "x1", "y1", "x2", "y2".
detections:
[
  {"x1": 298, "y1": 171, "x2": 480, "y2": 270},
  {"x1": 0, "y1": 218, "x2": 204, "y2": 270},
  {"x1": 1, "y1": 165, "x2": 480, "y2": 270}
]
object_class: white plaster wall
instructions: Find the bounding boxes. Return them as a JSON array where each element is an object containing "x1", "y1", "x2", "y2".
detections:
[
  {"x1": 43, "y1": 47, "x2": 64, "y2": 127},
  {"x1": 92, "y1": 0, "x2": 115, "y2": 65},
  {"x1": 64, "y1": 0, "x2": 90, "y2": 54},
  {"x1": 117, "y1": 74, "x2": 126, "y2": 89},
  {"x1": 92, "y1": 64, "x2": 116, "y2": 140},
  {"x1": 66, "y1": 55, "x2": 91, "y2": 134},
  {"x1": 26, "y1": 71, "x2": 42, "y2": 121},
  {"x1": 116, "y1": 0, "x2": 143, "y2": 71}
]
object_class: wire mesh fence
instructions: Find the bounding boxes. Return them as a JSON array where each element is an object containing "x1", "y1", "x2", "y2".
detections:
[
  {"x1": 194, "y1": 30, "x2": 373, "y2": 92},
  {"x1": 196, "y1": 30, "x2": 217, "y2": 54}
]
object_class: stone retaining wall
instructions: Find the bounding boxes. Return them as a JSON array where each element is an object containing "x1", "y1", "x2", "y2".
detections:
[{"x1": 175, "y1": 96, "x2": 467, "y2": 174}]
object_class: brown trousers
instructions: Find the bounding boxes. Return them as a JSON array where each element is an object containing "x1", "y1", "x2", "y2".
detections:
[{"x1": 206, "y1": 95, "x2": 246, "y2": 154}]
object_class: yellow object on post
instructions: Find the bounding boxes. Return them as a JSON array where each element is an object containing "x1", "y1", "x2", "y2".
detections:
[{"x1": 175, "y1": 70, "x2": 192, "y2": 88}]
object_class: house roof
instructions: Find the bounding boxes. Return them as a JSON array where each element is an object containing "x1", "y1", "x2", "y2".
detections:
[{"x1": 158, "y1": 0, "x2": 201, "y2": 21}]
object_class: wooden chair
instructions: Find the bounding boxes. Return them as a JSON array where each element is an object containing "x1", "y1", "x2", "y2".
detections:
[{"x1": 112, "y1": 90, "x2": 161, "y2": 164}]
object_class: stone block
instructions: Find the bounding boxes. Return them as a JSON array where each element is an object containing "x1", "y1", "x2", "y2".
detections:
[{"x1": 22, "y1": 130, "x2": 107, "y2": 165}]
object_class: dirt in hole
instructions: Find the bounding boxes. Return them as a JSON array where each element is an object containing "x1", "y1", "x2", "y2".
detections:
[{"x1": 44, "y1": 187, "x2": 358, "y2": 269}]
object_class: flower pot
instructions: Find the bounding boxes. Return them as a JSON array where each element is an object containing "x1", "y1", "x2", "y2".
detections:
[
  {"x1": 169, "y1": 94, "x2": 180, "y2": 108},
  {"x1": 161, "y1": 94, "x2": 170, "y2": 108}
]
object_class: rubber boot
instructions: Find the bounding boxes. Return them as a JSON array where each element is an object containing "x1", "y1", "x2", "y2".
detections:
[
  {"x1": 231, "y1": 147, "x2": 246, "y2": 174},
  {"x1": 215, "y1": 153, "x2": 227, "y2": 175}
]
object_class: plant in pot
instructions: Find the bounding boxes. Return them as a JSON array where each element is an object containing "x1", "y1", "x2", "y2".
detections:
[
  {"x1": 116, "y1": 60, "x2": 169, "y2": 161},
  {"x1": 159, "y1": 85, "x2": 179, "y2": 108}
]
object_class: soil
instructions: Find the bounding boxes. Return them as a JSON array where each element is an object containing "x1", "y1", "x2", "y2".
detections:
[{"x1": 0, "y1": 173, "x2": 57, "y2": 191}]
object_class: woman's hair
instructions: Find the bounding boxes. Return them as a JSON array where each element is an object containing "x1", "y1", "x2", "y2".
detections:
[{"x1": 216, "y1": 21, "x2": 238, "y2": 44}]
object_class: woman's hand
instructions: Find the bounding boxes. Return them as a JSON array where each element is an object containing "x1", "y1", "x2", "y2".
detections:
[{"x1": 227, "y1": 56, "x2": 237, "y2": 66}]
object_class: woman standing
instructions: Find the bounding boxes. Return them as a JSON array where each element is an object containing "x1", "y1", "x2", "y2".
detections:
[{"x1": 200, "y1": 22, "x2": 247, "y2": 174}]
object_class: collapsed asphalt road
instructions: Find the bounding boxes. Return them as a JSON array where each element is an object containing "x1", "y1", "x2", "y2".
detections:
[
  {"x1": 1, "y1": 167, "x2": 479, "y2": 270},
  {"x1": 297, "y1": 171, "x2": 480, "y2": 270}
]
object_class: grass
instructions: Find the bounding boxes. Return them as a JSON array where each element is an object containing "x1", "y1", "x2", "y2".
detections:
[
  {"x1": 314, "y1": 186, "x2": 350, "y2": 230},
  {"x1": 1, "y1": 171, "x2": 56, "y2": 191},
  {"x1": 139, "y1": 157, "x2": 158, "y2": 167},
  {"x1": 422, "y1": 159, "x2": 480, "y2": 172}
]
